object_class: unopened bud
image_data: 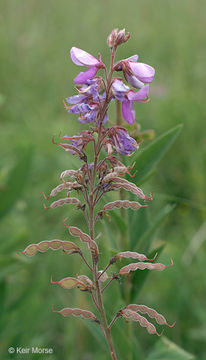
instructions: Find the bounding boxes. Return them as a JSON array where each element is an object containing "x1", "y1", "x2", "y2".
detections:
[{"x1": 107, "y1": 28, "x2": 130, "y2": 49}]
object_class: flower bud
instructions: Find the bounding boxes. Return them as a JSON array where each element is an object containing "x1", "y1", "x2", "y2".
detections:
[{"x1": 107, "y1": 28, "x2": 130, "y2": 49}]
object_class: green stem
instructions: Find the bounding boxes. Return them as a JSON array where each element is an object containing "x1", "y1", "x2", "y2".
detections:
[{"x1": 86, "y1": 47, "x2": 118, "y2": 360}]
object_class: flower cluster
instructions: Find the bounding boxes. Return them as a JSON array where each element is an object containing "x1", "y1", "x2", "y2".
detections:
[{"x1": 64, "y1": 31, "x2": 155, "y2": 157}]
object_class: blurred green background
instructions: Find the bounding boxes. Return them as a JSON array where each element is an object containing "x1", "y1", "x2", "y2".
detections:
[{"x1": 0, "y1": 0, "x2": 206, "y2": 359}]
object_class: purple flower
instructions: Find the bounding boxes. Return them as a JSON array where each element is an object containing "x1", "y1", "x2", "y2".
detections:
[
  {"x1": 114, "y1": 55, "x2": 155, "y2": 89},
  {"x1": 66, "y1": 79, "x2": 108, "y2": 124},
  {"x1": 70, "y1": 47, "x2": 104, "y2": 84},
  {"x1": 112, "y1": 79, "x2": 149, "y2": 124},
  {"x1": 108, "y1": 126, "x2": 138, "y2": 155}
]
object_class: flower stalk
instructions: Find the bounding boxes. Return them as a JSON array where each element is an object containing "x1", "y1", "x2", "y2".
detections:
[{"x1": 19, "y1": 29, "x2": 175, "y2": 360}]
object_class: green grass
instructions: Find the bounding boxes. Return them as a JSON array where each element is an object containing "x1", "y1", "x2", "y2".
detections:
[{"x1": 0, "y1": 0, "x2": 206, "y2": 359}]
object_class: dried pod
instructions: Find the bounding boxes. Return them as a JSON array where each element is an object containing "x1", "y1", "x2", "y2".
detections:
[
  {"x1": 103, "y1": 200, "x2": 147, "y2": 212},
  {"x1": 125, "y1": 304, "x2": 175, "y2": 327},
  {"x1": 60, "y1": 169, "x2": 81, "y2": 182},
  {"x1": 52, "y1": 138, "x2": 87, "y2": 161},
  {"x1": 119, "y1": 260, "x2": 173, "y2": 275},
  {"x1": 43, "y1": 183, "x2": 73, "y2": 200},
  {"x1": 63, "y1": 222, "x2": 99, "y2": 258},
  {"x1": 97, "y1": 270, "x2": 109, "y2": 282},
  {"x1": 112, "y1": 251, "x2": 153, "y2": 262},
  {"x1": 52, "y1": 306, "x2": 98, "y2": 321},
  {"x1": 77, "y1": 275, "x2": 94, "y2": 288},
  {"x1": 19, "y1": 240, "x2": 80, "y2": 257},
  {"x1": 121, "y1": 309, "x2": 162, "y2": 336},
  {"x1": 51, "y1": 276, "x2": 88, "y2": 290},
  {"x1": 108, "y1": 182, "x2": 152, "y2": 201},
  {"x1": 46, "y1": 197, "x2": 81, "y2": 209},
  {"x1": 102, "y1": 172, "x2": 118, "y2": 184}
]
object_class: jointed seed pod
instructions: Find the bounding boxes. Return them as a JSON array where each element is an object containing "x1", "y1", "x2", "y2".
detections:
[
  {"x1": 102, "y1": 172, "x2": 119, "y2": 183},
  {"x1": 103, "y1": 200, "x2": 147, "y2": 212},
  {"x1": 60, "y1": 169, "x2": 83, "y2": 183},
  {"x1": 44, "y1": 183, "x2": 79, "y2": 200},
  {"x1": 51, "y1": 276, "x2": 88, "y2": 291},
  {"x1": 19, "y1": 239, "x2": 80, "y2": 257},
  {"x1": 52, "y1": 138, "x2": 87, "y2": 162},
  {"x1": 77, "y1": 275, "x2": 95, "y2": 288},
  {"x1": 119, "y1": 260, "x2": 174, "y2": 275},
  {"x1": 108, "y1": 182, "x2": 152, "y2": 200},
  {"x1": 97, "y1": 270, "x2": 109, "y2": 282},
  {"x1": 45, "y1": 197, "x2": 81, "y2": 209},
  {"x1": 121, "y1": 309, "x2": 162, "y2": 336},
  {"x1": 125, "y1": 304, "x2": 175, "y2": 327},
  {"x1": 111, "y1": 251, "x2": 156, "y2": 262},
  {"x1": 63, "y1": 222, "x2": 99, "y2": 258},
  {"x1": 52, "y1": 306, "x2": 98, "y2": 322}
]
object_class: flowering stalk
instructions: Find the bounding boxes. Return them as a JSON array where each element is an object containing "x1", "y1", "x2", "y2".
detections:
[{"x1": 19, "y1": 29, "x2": 175, "y2": 360}]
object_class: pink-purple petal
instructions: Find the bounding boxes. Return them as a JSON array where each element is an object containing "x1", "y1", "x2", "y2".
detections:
[
  {"x1": 74, "y1": 67, "x2": 98, "y2": 84},
  {"x1": 127, "y1": 85, "x2": 149, "y2": 102},
  {"x1": 126, "y1": 55, "x2": 139, "y2": 62},
  {"x1": 125, "y1": 73, "x2": 144, "y2": 89},
  {"x1": 70, "y1": 47, "x2": 100, "y2": 67},
  {"x1": 122, "y1": 100, "x2": 135, "y2": 124},
  {"x1": 129, "y1": 62, "x2": 155, "y2": 83}
]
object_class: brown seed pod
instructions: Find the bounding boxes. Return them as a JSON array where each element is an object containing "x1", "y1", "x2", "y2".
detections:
[
  {"x1": 43, "y1": 183, "x2": 76, "y2": 200},
  {"x1": 121, "y1": 309, "x2": 162, "y2": 336},
  {"x1": 51, "y1": 276, "x2": 88, "y2": 291},
  {"x1": 60, "y1": 169, "x2": 81, "y2": 182},
  {"x1": 77, "y1": 275, "x2": 94, "y2": 288},
  {"x1": 63, "y1": 221, "x2": 99, "y2": 258},
  {"x1": 112, "y1": 251, "x2": 155, "y2": 262},
  {"x1": 52, "y1": 306, "x2": 98, "y2": 321},
  {"x1": 103, "y1": 200, "x2": 147, "y2": 212},
  {"x1": 125, "y1": 304, "x2": 175, "y2": 327},
  {"x1": 108, "y1": 182, "x2": 152, "y2": 201},
  {"x1": 52, "y1": 138, "x2": 87, "y2": 161},
  {"x1": 45, "y1": 197, "x2": 81, "y2": 209},
  {"x1": 102, "y1": 172, "x2": 119, "y2": 183},
  {"x1": 97, "y1": 271, "x2": 109, "y2": 282},
  {"x1": 119, "y1": 260, "x2": 174, "y2": 275},
  {"x1": 19, "y1": 240, "x2": 80, "y2": 257}
]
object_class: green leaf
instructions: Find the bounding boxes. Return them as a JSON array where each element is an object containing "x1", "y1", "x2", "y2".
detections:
[
  {"x1": 146, "y1": 336, "x2": 196, "y2": 360},
  {"x1": 0, "y1": 148, "x2": 33, "y2": 219},
  {"x1": 84, "y1": 319, "x2": 109, "y2": 354},
  {"x1": 128, "y1": 194, "x2": 149, "y2": 250},
  {"x1": 128, "y1": 124, "x2": 183, "y2": 186},
  {"x1": 109, "y1": 211, "x2": 127, "y2": 234},
  {"x1": 137, "y1": 204, "x2": 176, "y2": 253},
  {"x1": 130, "y1": 245, "x2": 165, "y2": 302}
]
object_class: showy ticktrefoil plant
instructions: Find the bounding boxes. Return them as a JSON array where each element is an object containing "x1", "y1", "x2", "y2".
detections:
[{"x1": 19, "y1": 29, "x2": 175, "y2": 360}]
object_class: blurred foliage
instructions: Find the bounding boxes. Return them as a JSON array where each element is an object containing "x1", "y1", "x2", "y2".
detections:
[{"x1": 0, "y1": 0, "x2": 206, "y2": 359}]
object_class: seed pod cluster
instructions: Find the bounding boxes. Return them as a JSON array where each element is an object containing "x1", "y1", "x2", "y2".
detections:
[
  {"x1": 119, "y1": 260, "x2": 173, "y2": 275},
  {"x1": 121, "y1": 309, "x2": 161, "y2": 336},
  {"x1": 19, "y1": 240, "x2": 79, "y2": 257},
  {"x1": 103, "y1": 200, "x2": 147, "y2": 212},
  {"x1": 52, "y1": 307, "x2": 98, "y2": 322},
  {"x1": 125, "y1": 304, "x2": 175, "y2": 327}
]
